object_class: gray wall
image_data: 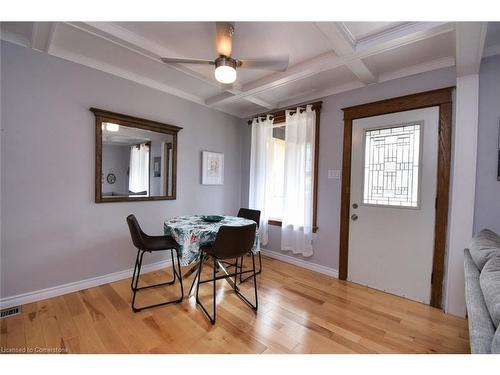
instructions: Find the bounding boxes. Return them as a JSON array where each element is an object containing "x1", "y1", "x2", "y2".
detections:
[
  {"x1": 0, "y1": 41, "x2": 243, "y2": 298},
  {"x1": 474, "y1": 54, "x2": 500, "y2": 234},
  {"x1": 241, "y1": 67, "x2": 457, "y2": 270}
]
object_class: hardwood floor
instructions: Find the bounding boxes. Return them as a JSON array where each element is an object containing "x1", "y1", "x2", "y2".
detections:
[{"x1": 0, "y1": 256, "x2": 470, "y2": 354}]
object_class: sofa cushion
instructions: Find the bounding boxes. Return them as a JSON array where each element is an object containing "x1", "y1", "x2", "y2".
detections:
[
  {"x1": 469, "y1": 229, "x2": 500, "y2": 270},
  {"x1": 464, "y1": 249, "x2": 495, "y2": 353},
  {"x1": 492, "y1": 325, "x2": 500, "y2": 354},
  {"x1": 480, "y1": 253, "x2": 500, "y2": 328}
]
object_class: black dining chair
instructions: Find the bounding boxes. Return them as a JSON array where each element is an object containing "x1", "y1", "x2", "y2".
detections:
[
  {"x1": 126, "y1": 214, "x2": 184, "y2": 312},
  {"x1": 237, "y1": 208, "x2": 262, "y2": 281},
  {"x1": 194, "y1": 223, "x2": 258, "y2": 324}
]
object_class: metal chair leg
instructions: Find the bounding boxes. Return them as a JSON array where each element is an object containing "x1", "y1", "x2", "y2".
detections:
[
  {"x1": 195, "y1": 252, "x2": 216, "y2": 324},
  {"x1": 131, "y1": 248, "x2": 184, "y2": 312},
  {"x1": 188, "y1": 255, "x2": 204, "y2": 296},
  {"x1": 212, "y1": 256, "x2": 216, "y2": 323},
  {"x1": 233, "y1": 257, "x2": 239, "y2": 291},
  {"x1": 238, "y1": 256, "x2": 244, "y2": 282},
  {"x1": 240, "y1": 251, "x2": 262, "y2": 283},
  {"x1": 194, "y1": 255, "x2": 203, "y2": 301},
  {"x1": 175, "y1": 248, "x2": 184, "y2": 300},
  {"x1": 251, "y1": 253, "x2": 259, "y2": 311},
  {"x1": 131, "y1": 250, "x2": 145, "y2": 311},
  {"x1": 234, "y1": 252, "x2": 258, "y2": 311},
  {"x1": 195, "y1": 254, "x2": 258, "y2": 325},
  {"x1": 130, "y1": 249, "x2": 141, "y2": 291},
  {"x1": 170, "y1": 249, "x2": 176, "y2": 283},
  {"x1": 188, "y1": 265, "x2": 199, "y2": 296},
  {"x1": 131, "y1": 250, "x2": 177, "y2": 293}
]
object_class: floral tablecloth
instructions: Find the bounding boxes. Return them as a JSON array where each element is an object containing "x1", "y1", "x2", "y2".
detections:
[{"x1": 164, "y1": 215, "x2": 260, "y2": 266}]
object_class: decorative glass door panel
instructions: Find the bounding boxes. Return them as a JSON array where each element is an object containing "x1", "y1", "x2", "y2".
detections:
[{"x1": 363, "y1": 123, "x2": 422, "y2": 208}]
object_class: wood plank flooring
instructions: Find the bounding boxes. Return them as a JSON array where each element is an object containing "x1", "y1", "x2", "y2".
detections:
[{"x1": 0, "y1": 256, "x2": 470, "y2": 354}]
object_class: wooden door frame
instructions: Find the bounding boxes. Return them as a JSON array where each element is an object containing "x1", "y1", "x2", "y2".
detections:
[{"x1": 338, "y1": 87, "x2": 454, "y2": 309}]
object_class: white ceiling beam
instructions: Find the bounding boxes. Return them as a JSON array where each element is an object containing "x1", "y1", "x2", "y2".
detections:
[
  {"x1": 271, "y1": 88, "x2": 319, "y2": 108},
  {"x1": 355, "y1": 22, "x2": 452, "y2": 53},
  {"x1": 0, "y1": 29, "x2": 31, "y2": 48},
  {"x1": 68, "y1": 22, "x2": 220, "y2": 88},
  {"x1": 45, "y1": 24, "x2": 244, "y2": 118},
  {"x1": 315, "y1": 22, "x2": 355, "y2": 56},
  {"x1": 31, "y1": 22, "x2": 56, "y2": 53},
  {"x1": 205, "y1": 51, "x2": 343, "y2": 106},
  {"x1": 240, "y1": 95, "x2": 276, "y2": 110},
  {"x1": 67, "y1": 22, "x2": 275, "y2": 111},
  {"x1": 271, "y1": 81, "x2": 365, "y2": 115},
  {"x1": 205, "y1": 22, "x2": 455, "y2": 108},
  {"x1": 314, "y1": 22, "x2": 377, "y2": 84},
  {"x1": 243, "y1": 53, "x2": 458, "y2": 118},
  {"x1": 52, "y1": 48, "x2": 208, "y2": 106},
  {"x1": 455, "y1": 22, "x2": 488, "y2": 76},
  {"x1": 378, "y1": 56, "x2": 456, "y2": 83}
]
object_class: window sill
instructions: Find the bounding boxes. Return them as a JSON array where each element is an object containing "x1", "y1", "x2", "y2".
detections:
[
  {"x1": 267, "y1": 219, "x2": 318, "y2": 233},
  {"x1": 268, "y1": 219, "x2": 282, "y2": 227}
]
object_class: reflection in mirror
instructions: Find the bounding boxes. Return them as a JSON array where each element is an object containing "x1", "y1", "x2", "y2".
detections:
[
  {"x1": 101, "y1": 123, "x2": 174, "y2": 198},
  {"x1": 92, "y1": 108, "x2": 181, "y2": 203},
  {"x1": 269, "y1": 125, "x2": 286, "y2": 218}
]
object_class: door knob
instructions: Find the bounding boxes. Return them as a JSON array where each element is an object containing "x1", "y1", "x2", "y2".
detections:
[{"x1": 351, "y1": 214, "x2": 358, "y2": 221}]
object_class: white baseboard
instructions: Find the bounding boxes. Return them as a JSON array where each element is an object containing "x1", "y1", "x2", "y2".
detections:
[
  {"x1": 0, "y1": 251, "x2": 337, "y2": 310},
  {"x1": 261, "y1": 249, "x2": 338, "y2": 278},
  {"x1": 0, "y1": 258, "x2": 173, "y2": 310}
]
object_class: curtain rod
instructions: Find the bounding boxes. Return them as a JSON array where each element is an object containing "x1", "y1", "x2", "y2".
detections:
[{"x1": 247, "y1": 100, "x2": 322, "y2": 125}]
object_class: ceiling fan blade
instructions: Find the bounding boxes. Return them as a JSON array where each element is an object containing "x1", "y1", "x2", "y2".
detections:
[
  {"x1": 238, "y1": 57, "x2": 289, "y2": 72},
  {"x1": 161, "y1": 57, "x2": 214, "y2": 65},
  {"x1": 215, "y1": 22, "x2": 234, "y2": 57}
]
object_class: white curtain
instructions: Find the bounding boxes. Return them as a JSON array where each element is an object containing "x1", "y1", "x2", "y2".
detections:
[
  {"x1": 249, "y1": 115, "x2": 274, "y2": 246},
  {"x1": 129, "y1": 143, "x2": 150, "y2": 194},
  {"x1": 281, "y1": 105, "x2": 315, "y2": 257}
]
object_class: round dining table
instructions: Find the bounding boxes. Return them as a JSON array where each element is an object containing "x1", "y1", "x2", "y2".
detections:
[{"x1": 163, "y1": 215, "x2": 260, "y2": 266}]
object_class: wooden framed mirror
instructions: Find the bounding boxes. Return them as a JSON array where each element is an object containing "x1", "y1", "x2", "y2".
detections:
[{"x1": 91, "y1": 108, "x2": 182, "y2": 203}]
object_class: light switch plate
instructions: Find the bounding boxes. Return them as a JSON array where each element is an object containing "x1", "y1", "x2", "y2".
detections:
[{"x1": 328, "y1": 169, "x2": 341, "y2": 179}]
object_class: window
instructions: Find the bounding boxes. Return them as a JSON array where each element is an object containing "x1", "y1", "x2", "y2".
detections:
[
  {"x1": 362, "y1": 123, "x2": 422, "y2": 208},
  {"x1": 268, "y1": 126, "x2": 286, "y2": 219},
  {"x1": 248, "y1": 101, "x2": 321, "y2": 233}
]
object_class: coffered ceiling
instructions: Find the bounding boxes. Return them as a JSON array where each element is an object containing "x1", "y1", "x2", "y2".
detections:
[{"x1": 1, "y1": 21, "x2": 499, "y2": 118}]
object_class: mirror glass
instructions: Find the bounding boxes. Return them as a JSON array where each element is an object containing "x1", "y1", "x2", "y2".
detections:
[{"x1": 101, "y1": 123, "x2": 174, "y2": 199}]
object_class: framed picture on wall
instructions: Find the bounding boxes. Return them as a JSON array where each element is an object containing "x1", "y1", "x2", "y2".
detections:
[{"x1": 202, "y1": 151, "x2": 224, "y2": 185}]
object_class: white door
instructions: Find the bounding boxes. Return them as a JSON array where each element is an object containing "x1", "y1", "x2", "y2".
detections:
[{"x1": 347, "y1": 107, "x2": 439, "y2": 304}]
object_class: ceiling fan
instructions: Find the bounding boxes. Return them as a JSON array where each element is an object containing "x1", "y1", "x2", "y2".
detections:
[{"x1": 160, "y1": 22, "x2": 289, "y2": 84}]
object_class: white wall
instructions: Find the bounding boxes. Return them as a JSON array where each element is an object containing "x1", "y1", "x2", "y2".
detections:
[
  {"x1": 474, "y1": 55, "x2": 500, "y2": 234},
  {"x1": 445, "y1": 74, "x2": 480, "y2": 317},
  {"x1": 0, "y1": 41, "x2": 244, "y2": 300}
]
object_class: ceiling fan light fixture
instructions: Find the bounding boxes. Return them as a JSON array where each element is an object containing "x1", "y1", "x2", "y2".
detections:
[{"x1": 214, "y1": 56, "x2": 237, "y2": 84}]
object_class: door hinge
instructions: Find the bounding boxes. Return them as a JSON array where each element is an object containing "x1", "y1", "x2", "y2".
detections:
[
  {"x1": 431, "y1": 272, "x2": 434, "y2": 285},
  {"x1": 435, "y1": 196, "x2": 438, "y2": 210}
]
